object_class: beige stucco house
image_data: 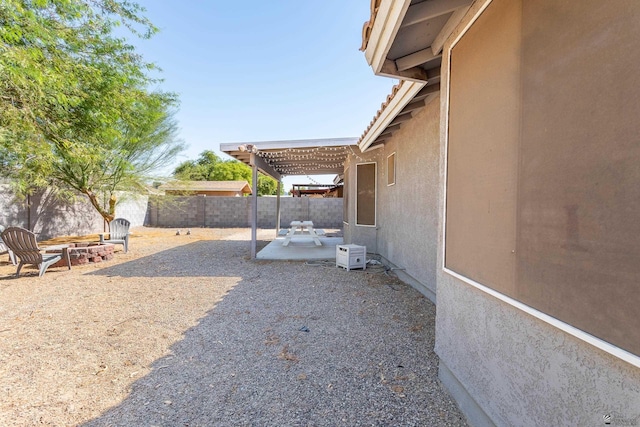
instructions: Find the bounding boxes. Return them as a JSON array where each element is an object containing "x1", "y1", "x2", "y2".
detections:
[
  {"x1": 217, "y1": 2, "x2": 640, "y2": 423},
  {"x1": 341, "y1": 0, "x2": 640, "y2": 425}
]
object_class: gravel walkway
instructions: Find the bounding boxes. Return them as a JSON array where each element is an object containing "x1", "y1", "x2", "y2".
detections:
[{"x1": 0, "y1": 228, "x2": 467, "y2": 426}]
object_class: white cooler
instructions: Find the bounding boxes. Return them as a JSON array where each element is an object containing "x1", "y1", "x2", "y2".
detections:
[{"x1": 336, "y1": 244, "x2": 366, "y2": 271}]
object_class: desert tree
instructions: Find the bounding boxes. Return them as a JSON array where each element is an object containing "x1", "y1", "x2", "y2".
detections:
[{"x1": 0, "y1": 0, "x2": 184, "y2": 222}]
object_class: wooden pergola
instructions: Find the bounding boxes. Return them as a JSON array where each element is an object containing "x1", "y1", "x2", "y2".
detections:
[{"x1": 220, "y1": 138, "x2": 358, "y2": 258}]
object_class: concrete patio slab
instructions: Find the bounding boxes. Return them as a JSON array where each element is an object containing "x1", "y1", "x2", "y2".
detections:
[{"x1": 256, "y1": 236, "x2": 343, "y2": 260}]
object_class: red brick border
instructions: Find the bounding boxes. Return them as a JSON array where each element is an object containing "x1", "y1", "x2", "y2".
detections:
[{"x1": 48, "y1": 243, "x2": 115, "y2": 267}]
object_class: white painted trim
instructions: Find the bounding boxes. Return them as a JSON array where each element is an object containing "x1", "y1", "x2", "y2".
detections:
[
  {"x1": 440, "y1": 0, "x2": 640, "y2": 368},
  {"x1": 363, "y1": 143, "x2": 385, "y2": 152},
  {"x1": 443, "y1": 268, "x2": 640, "y2": 369},
  {"x1": 387, "y1": 152, "x2": 396, "y2": 186},
  {"x1": 359, "y1": 81, "x2": 425, "y2": 152},
  {"x1": 355, "y1": 162, "x2": 377, "y2": 227},
  {"x1": 448, "y1": 0, "x2": 493, "y2": 50},
  {"x1": 364, "y1": 0, "x2": 412, "y2": 73}
]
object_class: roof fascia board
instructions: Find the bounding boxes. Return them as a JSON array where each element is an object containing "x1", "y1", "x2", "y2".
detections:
[
  {"x1": 364, "y1": 0, "x2": 412, "y2": 73},
  {"x1": 359, "y1": 80, "x2": 425, "y2": 152}
]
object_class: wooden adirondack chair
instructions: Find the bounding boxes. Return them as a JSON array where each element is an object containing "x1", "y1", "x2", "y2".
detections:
[
  {"x1": 99, "y1": 218, "x2": 131, "y2": 253},
  {"x1": 0, "y1": 227, "x2": 71, "y2": 277},
  {"x1": 0, "y1": 225, "x2": 17, "y2": 265}
]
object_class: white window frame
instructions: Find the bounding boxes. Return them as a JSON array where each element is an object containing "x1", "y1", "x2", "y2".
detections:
[
  {"x1": 355, "y1": 162, "x2": 377, "y2": 227},
  {"x1": 387, "y1": 152, "x2": 396, "y2": 186}
]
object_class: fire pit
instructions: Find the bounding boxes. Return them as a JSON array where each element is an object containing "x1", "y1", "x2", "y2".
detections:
[{"x1": 48, "y1": 242, "x2": 115, "y2": 267}]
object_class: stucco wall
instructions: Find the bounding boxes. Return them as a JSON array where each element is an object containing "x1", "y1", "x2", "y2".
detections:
[
  {"x1": 435, "y1": 1, "x2": 640, "y2": 425},
  {"x1": 376, "y1": 97, "x2": 440, "y2": 299},
  {"x1": 436, "y1": 272, "x2": 640, "y2": 426},
  {"x1": 343, "y1": 97, "x2": 441, "y2": 300}
]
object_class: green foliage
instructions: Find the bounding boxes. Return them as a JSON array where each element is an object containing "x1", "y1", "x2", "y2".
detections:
[
  {"x1": 0, "y1": 0, "x2": 185, "y2": 222},
  {"x1": 257, "y1": 175, "x2": 279, "y2": 196},
  {"x1": 173, "y1": 150, "x2": 282, "y2": 196}
]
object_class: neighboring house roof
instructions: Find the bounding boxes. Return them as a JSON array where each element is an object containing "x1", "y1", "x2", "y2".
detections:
[{"x1": 159, "y1": 181, "x2": 252, "y2": 194}]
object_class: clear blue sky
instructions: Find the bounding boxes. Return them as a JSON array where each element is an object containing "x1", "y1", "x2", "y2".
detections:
[{"x1": 129, "y1": 1, "x2": 397, "y2": 187}]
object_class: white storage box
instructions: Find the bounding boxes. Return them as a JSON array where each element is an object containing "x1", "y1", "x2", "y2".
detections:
[{"x1": 336, "y1": 244, "x2": 366, "y2": 271}]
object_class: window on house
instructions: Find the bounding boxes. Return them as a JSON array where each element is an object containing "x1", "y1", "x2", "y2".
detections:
[
  {"x1": 356, "y1": 162, "x2": 376, "y2": 226},
  {"x1": 387, "y1": 153, "x2": 396, "y2": 186},
  {"x1": 445, "y1": 0, "x2": 640, "y2": 357}
]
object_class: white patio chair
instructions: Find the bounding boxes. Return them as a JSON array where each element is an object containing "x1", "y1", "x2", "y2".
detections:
[
  {"x1": 99, "y1": 218, "x2": 131, "y2": 253},
  {"x1": 0, "y1": 225, "x2": 17, "y2": 265},
  {"x1": 0, "y1": 227, "x2": 71, "y2": 277}
]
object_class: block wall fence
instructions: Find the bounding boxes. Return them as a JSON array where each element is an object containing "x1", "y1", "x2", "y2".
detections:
[
  {"x1": 145, "y1": 196, "x2": 343, "y2": 229},
  {"x1": 0, "y1": 185, "x2": 149, "y2": 239},
  {"x1": 0, "y1": 184, "x2": 343, "y2": 239}
]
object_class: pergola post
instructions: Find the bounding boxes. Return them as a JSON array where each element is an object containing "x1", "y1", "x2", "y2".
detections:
[
  {"x1": 250, "y1": 153, "x2": 258, "y2": 259},
  {"x1": 276, "y1": 180, "x2": 281, "y2": 235}
]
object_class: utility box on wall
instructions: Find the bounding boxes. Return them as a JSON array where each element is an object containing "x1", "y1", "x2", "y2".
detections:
[{"x1": 336, "y1": 244, "x2": 366, "y2": 271}]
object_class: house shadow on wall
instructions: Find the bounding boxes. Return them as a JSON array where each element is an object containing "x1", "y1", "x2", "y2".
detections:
[{"x1": 0, "y1": 187, "x2": 104, "y2": 240}]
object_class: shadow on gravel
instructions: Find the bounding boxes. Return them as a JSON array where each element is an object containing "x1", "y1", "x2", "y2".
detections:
[
  {"x1": 81, "y1": 240, "x2": 468, "y2": 427},
  {"x1": 85, "y1": 240, "x2": 270, "y2": 279}
]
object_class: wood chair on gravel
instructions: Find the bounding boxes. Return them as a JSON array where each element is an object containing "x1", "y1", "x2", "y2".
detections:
[
  {"x1": 99, "y1": 218, "x2": 131, "y2": 253},
  {"x1": 0, "y1": 227, "x2": 71, "y2": 277},
  {"x1": 0, "y1": 225, "x2": 17, "y2": 266}
]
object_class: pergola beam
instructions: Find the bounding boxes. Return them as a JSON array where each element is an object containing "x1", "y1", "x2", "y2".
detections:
[{"x1": 250, "y1": 154, "x2": 281, "y2": 181}]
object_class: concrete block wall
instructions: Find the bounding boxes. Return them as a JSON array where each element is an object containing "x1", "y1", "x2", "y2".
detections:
[
  {"x1": 0, "y1": 184, "x2": 149, "y2": 239},
  {"x1": 114, "y1": 193, "x2": 148, "y2": 227},
  {"x1": 146, "y1": 196, "x2": 343, "y2": 229},
  {"x1": 0, "y1": 184, "x2": 103, "y2": 239},
  {"x1": 278, "y1": 198, "x2": 309, "y2": 226},
  {"x1": 147, "y1": 196, "x2": 207, "y2": 228},
  {"x1": 308, "y1": 198, "x2": 343, "y2": 228},
  {"x1": 2, "y1": 184, "x2": 343, "y2": 235},
  {"x1": 207, "y1": 197, "x2": 250, "y2": 228}
]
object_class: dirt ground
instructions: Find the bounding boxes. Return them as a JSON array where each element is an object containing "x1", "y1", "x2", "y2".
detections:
[
  {"x1": 0, "y1": 227, "x2": 264, "y2": 425},
  {"x1": 0, "y1": 227, "x2": 467, "y2": 427}
]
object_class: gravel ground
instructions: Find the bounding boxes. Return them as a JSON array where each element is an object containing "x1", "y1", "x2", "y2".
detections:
[{"x1": 0, "y1": 227, "x2": 467, "y2": 426}]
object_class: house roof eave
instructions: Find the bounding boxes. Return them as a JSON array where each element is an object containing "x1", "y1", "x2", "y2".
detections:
[
  {"x1": 358, "y1": 80, "x2": 425, "y2": 152},
  {"x1": 363, "y1": 0, "x2": 412, "y2": 74}
]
